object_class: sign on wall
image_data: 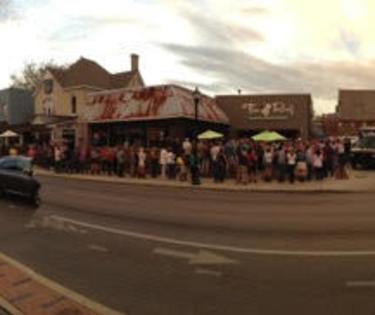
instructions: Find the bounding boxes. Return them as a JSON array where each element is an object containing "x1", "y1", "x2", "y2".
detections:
[{"x1": 241, "y1": 102, "x2": 295, "y2": 120}]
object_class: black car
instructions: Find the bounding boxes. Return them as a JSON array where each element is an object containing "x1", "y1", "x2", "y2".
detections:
[
  {"x1": 0, "y1": 156, "x2": 41, "y2": 206},
  {"x1": 351, "y1": 136, "x2": 375, "y2": 169}
]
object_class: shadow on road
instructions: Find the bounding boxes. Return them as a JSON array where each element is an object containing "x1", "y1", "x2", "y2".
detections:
[{"x1": 0, "y1": 194, "x2": 40, "y2": 212}]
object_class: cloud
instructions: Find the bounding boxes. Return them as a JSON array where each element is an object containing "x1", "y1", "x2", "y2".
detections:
[
  {"x1": 162, "y1": 0, "x2": 265, "y2": 48},
  {"x1": 162, "y1": 43, "x2": 375, "y2": 113},
  {"x1": 337, "y1": 29, "x2": 361, "y2": 56},
  {"x1": 0, "y1": 0, "x2": 14, "y2": 21}
]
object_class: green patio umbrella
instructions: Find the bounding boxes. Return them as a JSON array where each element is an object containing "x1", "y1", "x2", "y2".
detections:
[
  {"x1": 251, "y1": 131, "x2": 287, "y2": 142},
  {"x1": 198, "y1": 130, "x2": 224, "y2": 140}
]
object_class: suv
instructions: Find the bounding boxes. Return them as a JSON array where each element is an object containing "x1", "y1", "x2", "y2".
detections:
[
  {"x1": 0, "y1": 156, "x2": 41, "y2": 206},
  {"x1": 351, "y1": 136, "x2": 375, "y2": 169}
]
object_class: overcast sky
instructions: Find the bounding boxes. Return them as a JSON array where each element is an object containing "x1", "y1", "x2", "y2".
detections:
[{"x1": 1, "y1": 0, "x2": 375, "y2": 113}]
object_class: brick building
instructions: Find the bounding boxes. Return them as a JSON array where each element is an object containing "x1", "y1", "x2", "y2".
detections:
[
  {"x1": 328, "y1": 89, "x2": 375, "y2": 136},
  {"x1": 216, "y1": 94, "x2": 313, "y2": 140}
]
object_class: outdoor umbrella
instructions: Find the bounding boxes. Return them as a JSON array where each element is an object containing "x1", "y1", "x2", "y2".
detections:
[
  {"x1": 198, "y1": 130, "x2": 224, "y2": 140},
  {"x1": 252, "y1": 131, "x2": 287, "y2": 142},
  {"x1": 0, "y1": 130, "x2": 19, "y2": 138}
]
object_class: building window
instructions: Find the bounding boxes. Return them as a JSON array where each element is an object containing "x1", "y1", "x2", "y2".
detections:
[
  {"x1": 43, "y1": 79, "x2": 54, "y2": 94},
  {"x1": 71, "y1": 96, "x2": 77, "y2": 114}
]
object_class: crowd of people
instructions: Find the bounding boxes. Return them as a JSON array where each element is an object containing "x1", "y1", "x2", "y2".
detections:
[{"x1": 18, "y1": 136, "x2": 352, "y2": 185}]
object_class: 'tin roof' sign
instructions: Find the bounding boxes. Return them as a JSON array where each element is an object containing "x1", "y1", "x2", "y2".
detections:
[{"x1": 241, "y1": 102, "x2": 294, "y2": 120}]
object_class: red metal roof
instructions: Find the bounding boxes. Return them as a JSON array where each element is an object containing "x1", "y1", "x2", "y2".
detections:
[{"x1": 81, "y1": 85, "x2": 229, "y2": 124}]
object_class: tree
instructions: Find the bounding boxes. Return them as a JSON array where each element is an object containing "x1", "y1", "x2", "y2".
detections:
[{"x1": 10, "y1": 61, "x2": 62, "y2": 92}]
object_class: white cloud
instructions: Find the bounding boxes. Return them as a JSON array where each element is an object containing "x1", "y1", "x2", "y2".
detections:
[{"x1": 1, "y1": 0, "x2": 375, "y2": 114}]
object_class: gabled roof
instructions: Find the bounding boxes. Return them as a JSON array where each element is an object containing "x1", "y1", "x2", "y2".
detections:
[
  {"x1": 48, "y1": 57, "x2": 139, "y2": 90},
  {"x1": 81, "y1": 85, "x2": 229, "y2": 124}
]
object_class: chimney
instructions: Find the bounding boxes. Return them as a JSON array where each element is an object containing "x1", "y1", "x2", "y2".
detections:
[{"x1": 131, "y1": 54, "x2": 139, "y2": 71}]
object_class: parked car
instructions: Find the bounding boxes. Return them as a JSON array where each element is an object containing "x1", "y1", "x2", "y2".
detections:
[
  {"x1": 351, "y1": 136, "x2": 375, "y2": 169},
  {"x1": 0, "y1": 156, "x2": 41, "y2": 206}
]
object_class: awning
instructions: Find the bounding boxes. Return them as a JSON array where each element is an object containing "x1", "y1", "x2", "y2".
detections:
[
  {"x1": 252, "y1": 131, "x2": 287, "y2": 142},
  {"x1": 198, "y1": 130, "x2": 224, "y2": 140},
  {"x1": 0, "y1": 130, "x2": 19, "y2": 138},
  {"x1": 82, "y1": 85, "x2": 229, "y2": 125}
]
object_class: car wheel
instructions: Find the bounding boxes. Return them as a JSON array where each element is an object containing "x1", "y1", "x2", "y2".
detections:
[
  {"x1": 30, "y1": 192, "x2": 41, "y2": 208},
  {"x1": 0, "y1": 186, "x2": 5, "y2": 198}
]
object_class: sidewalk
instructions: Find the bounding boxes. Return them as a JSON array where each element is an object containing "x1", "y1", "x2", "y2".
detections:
[{"x1": 35, "y1": 168, "x2": 375, "y2": 193}]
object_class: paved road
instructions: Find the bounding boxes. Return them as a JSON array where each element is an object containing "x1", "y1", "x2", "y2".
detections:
[{"x1": 1, "y1": 175, "x2": 375, "y2": 315}]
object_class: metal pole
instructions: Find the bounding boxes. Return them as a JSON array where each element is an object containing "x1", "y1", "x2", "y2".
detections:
[{"x1": 192, "y1": 97, "x2": 200, "y2": 185}]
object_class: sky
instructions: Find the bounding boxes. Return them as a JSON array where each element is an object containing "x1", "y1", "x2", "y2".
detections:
[{"x1": 1, "y1": 0, "x2": 375, "y2": 114}]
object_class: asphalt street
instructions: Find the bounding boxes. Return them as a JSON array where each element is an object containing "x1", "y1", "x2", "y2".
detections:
[{"x1": 0, "y1": 175, "x2": 375, "y2": 315}]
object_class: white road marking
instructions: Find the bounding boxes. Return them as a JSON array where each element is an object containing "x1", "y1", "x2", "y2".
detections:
[
  {"x1": 50, "y1": 215, "x2": 375, "y2": 258},
  {"x1": 89, "y1": 244, "x2": 109, "y2": 253},
  {"x1": 25, "y1": 218, "x2": 88, "y2": 234},
  {"x1": 346, "y1": 280, "x2": 375, "y2": 288},
  {"x1": 195, "y1": 268, "x2": 222, "y2": 277},
  {"x1": 154, "y1": 247, "x2": 237, "y2": 265},
  {"x1": 0, "y1": 252, "x2": 125, "y2": 315}
]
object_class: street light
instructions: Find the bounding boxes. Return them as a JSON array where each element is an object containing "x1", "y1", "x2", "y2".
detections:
[
  {"x1": 191, "y1": 87, "x2": 201, "y2": 185},
  {"x1": 193, "y1": 86, "x2": 201, "y2": 123}
]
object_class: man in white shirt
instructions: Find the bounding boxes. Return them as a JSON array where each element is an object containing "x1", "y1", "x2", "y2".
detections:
[
  {"x1": 159, "y1": 148, "x2": 168, "y2": 179},
  {"x1": 182, "y1": 138, "x2": 192, "y2": 156}
]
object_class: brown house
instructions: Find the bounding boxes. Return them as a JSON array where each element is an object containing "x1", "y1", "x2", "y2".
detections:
[
  {"x1": 216, "y1": 94, "x2": 313, "y2": 140},
  {"x1": 33, "y1": 54, "x2": 145, "y2": 147},
  {"x1": 329, "y1": 89, "x2": 375, "y2": 136},
  {"x1": 337, "y1": 89, "x2": 375, "y2": 121}
]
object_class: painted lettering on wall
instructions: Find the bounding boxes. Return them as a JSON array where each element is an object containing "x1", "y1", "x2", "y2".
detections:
[{"x1": 241, "y1": 102, "x2": 294, "y2": 120}]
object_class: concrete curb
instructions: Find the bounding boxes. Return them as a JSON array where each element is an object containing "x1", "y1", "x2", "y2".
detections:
[{"x1": 34, "y1": 169, "x2": 374, "y2": 194}]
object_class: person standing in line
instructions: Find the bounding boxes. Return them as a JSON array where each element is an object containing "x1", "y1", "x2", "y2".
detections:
[
  {"x1": 263, "y1": 147, "x2": 274, "y2": 182},
  {"x1": 129, "y1": 147, "x2": 137, "y2": 178},
  {"x1": 224, "y1": 139, "x2": 237, "y2": 179},
  {"x1": 90, "y1": 147, "x2": 100, "y2": 175},
  {"x1": 336, "y1": 139, "x2": 348, "y2": 180},
  {"x1": 313, "y1": 149, "x2": 324, "y2": 180},
  {"x1": 216, "y1": 148, "x2": 227, "y2": 183},
  {"x1": 237, "y1": 146, "x2": 249, "y2": 185},
  {"x1": 247, "y1": 147, "x2": 257, "y2": 183},
  {"x1": 149, "y1": 147, "x2": 159, "y2": 178},
  {"x1": 137, "y1": 147, "x2": 147, "y2": 179},
  {"x1": 276, "y1": 145, "x2": 287, "y2": 182},
  {"x1": 166, "y1": 148, "x2": 176, "y2": 180},
  {"x1": 295, "y1": 148, "x2": 307, "y2": 182},
  {"x1": 159, "y1": 147, "x2": 168, "y2": 179},
  {"x1": 305, "y1": 144, "x2": 314, "y2": 181},
  {"x1": 286, "y1": 148, "x2": 297, "y2": 184},
  {"x1": 54, "y1": 145, "x2": 62, "y2": 173},
  {"x1": 182, "y1": 138, "x2": 192, "y2": 156},
  {"x1": 116, "y1": 146, "x2": 125, "y2": 177},
  {"x1": 176, "y1": 154, "x2": 187, "y2": 182},
  {"x1": 323, "y1": 140, "x2": 334, "y2": 178},
  {"x1": 189, "y1": 152, "x2": 201, "y2": 185},
  {"x1": 210, "y1": 141, "x2": 221, "y2": 183}
]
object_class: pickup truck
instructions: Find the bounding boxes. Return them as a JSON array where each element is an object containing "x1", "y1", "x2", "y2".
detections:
[{"x1": 351, "y1": 136, "x2": 375, "y2": 169}]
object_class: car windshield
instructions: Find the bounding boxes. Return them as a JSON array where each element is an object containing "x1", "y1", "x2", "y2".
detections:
[
  {"x1": 0, "y1": 157, "x2": 32, "y2": 171},
  {"x1": 357, "y1": 136, "x2": 375, "y2": 149}
]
